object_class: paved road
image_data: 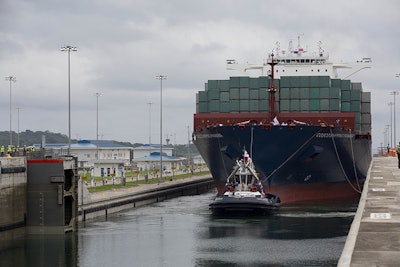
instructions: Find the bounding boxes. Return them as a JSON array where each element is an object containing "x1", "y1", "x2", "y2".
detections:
[{"x1": 338, "y1": 156, "x2": 400, "y2": 266}]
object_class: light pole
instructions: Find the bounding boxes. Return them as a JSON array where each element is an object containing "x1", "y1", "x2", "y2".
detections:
[
  {"x1": 16, "y1": 107, "x2": 21, "y2": 148},
  {"x1": 156, "y1": 75, "x2": 167, "y2": 182},
  {"x1": 388, "y1": 102, "x2": 393, "y2": 147},
  {"x1": 94, "y1": 92, "x2": 102, "y2": 160},
  {"x1": 187, "y1": 125, "x2": 191, "y2": 172},
  {"x1": 147, "y1": 102, "x2": 153, "y2": 145},
  {"x1": 61, "y1": 45, "x2": 77, "y2": 155},
  {"x1": 5, "y1": 76, "x2": 16, "y2": 146},
  {"x1": 386, "y1": 125, "x2": 390, "y2": 149},
  {"x1": 390, "y1": 90, "x2": 399, "y2": 146}
]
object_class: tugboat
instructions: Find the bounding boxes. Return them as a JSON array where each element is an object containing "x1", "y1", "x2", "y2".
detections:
[{"x1": 209, "y1": 150, "x2": 280, "y2": 215}]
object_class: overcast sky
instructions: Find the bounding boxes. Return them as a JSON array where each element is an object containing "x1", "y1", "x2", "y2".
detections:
[{"x1": 1, "y1": 0, "x2": 400, "y2": 151}]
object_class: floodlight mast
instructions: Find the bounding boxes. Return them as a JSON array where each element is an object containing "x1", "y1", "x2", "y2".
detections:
[{"x1": 61, "y1": 45, "x2": 77, "y2": 155}]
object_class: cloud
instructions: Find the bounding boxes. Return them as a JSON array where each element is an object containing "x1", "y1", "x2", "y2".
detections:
[{"x1": 1, "y1": 0, "x2": 400, "y2": 150}]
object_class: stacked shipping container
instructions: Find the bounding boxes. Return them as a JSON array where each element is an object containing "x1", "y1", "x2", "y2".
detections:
[{"x1": 196, "y1": 76, "x2": 371, "y2": 133}]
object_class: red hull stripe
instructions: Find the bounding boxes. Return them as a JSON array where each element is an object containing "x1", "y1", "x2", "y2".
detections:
[{"x1": 27, "y1": 159, "x2": 64, "y2": 164}]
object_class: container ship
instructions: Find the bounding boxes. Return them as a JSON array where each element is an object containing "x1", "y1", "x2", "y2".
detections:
[{"x1": 193, "y1": 39, "x2": 372, "y2": 204}]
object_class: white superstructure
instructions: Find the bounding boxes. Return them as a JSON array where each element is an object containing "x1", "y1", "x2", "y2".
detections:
[{"x1": 226, "y1": 37, "x2": 371, "y2": 79}]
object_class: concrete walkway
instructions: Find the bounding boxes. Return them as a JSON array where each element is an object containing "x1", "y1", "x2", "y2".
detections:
[{"x1": 338, "y1": 156, "x2": 400, "y2": 266}]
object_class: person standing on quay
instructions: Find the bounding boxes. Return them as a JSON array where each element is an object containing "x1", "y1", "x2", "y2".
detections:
[{"x1": 396, "y1": 142, "x2": 400, "y2": 169}]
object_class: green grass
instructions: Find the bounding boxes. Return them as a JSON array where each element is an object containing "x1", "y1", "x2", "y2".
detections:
[{"x1": 87, "y1": 171, "x2": 211, "y2": 193}]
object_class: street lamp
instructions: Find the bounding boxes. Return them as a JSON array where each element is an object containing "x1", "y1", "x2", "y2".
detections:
[
  {"x1": 390, "y1": 91, "x2": 399, "y2": 146},
  {"x1": 61, "y1": 45, "x2": 77, "y2": 155},
  {"x1": 156, "y1": 75, "x2": 167, "y2": 182},
  {"x1": 147, "y1": 102, "x2": 153, "y2": 145},
  {"x1": 388, "y1": 102, "x2": 393, "y2": 147},
  {"x1": 94, "y1": 92, "x2": 102, "y2": 160},
  {"x1": 5, "y1": 76, "x2": 16, "y2": 146},
  {"x1": 16, "y1": 107, "x2": 22, "y2": 148}
]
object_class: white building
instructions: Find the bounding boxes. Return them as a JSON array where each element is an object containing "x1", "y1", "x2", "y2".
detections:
[
  {"x1": 133, "y1": 144, "x2": 185, "y2": 172},
  {"x1": 133, "y1": 144, "x2": 174, "y2": 159},
  {"x1": 40, "y1": 140, "x2": 133, "y2": 177}
]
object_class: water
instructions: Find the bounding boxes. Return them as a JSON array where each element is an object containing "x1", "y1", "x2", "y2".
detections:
[{"x1": 1, "y1": 190, "x2": 356, "y2": 267}]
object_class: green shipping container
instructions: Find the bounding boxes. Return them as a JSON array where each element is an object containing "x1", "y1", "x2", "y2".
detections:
[
  {"x1": 310, "y1": 76, "x2": 319, "y2": 87},
  {"x1": 258, "y1": 76, "x2": 269, "y2": 87},
  {"x1": 240, "y1": 100, "x2": 249, "y2": 112},
  {"x1": 208, "y1": 80, "x2": 218, "y2": 90},
  {"x1": 341, "y1": 80, "x2": 351, "y2": 91},
  {"x1": 320, "y1": 88, "x2": 330, "y2": 98},
  {"x1": 329, "y1": 88, "x2": 340, "y2": 99},
  {"x1": 350, "y1": 101, "x2": 361, "y2": 112},
  {"x1": 249, "y1": 88, "x2": 259, "y2": 99},
  {"x1": 341, "y1": 90, "x2": 351, "y2": 102},
  {"x1": 331, "y1": 79, "x2": 342, "y2": 88},
  {"x1": 207, "y1": 88, "x2": 220, "y2": 100},
  {"x1": 249, "y1": 78, "x2": 259, "y2": 89},
  {"x1": 280, "y1": 76, "x2": 291, "y2": 88},
  {"x1": 310, "y1": 99, "x2": 320, "y2": 111},
  {"x1": 290, "y1": 88, "x2": 300, "y2": 99},
  {"x1": 229, "y1": 77, "x2": 240, "y2": 88},
  {"x1": 198, "y1": 91, "x2": 207, "y2": 102},
  {"x1": 341, "y1": 102, "x2": 351, "y2": 112},
  {"x1": 329, "y1": 99, "x2": 340, "y2": 111},
  {"x1": 259, "y1": 88, "x2": 268, "y2": 99},
  {"x1": 220, "y1": 91, "x2": 230, "y2": 102},
  {"x1": 230, "y1": 100, "x2": 240, "y2": 112},
  {"x1": 209, "y1": 100, "x2": 220, "y2": 112},
  {"x1": 300, "y1": 76, "x2": 310, "y2": 88},
  {"x1": 240, "y1": 88, "x2": 249, "y2": 99},
  {"x1": 310, "y1": 88, "x2": 320, "y2": 99},
  {"x1": 198, "y1": 102, "x2": 208, "y2": 113},
  {"x1": 290, "y1": 77, "x2": 301, "y2": 87},
  {"x1": 230, "y1": 88, "x2": 239, "y2": 100},
  {"x1": 280, "y1": 88, "x2": 290, "y2": 99},
  {"x1": 320, "y1": 99, "x2": 329, "y2": 111},
  {"x1": 249, "y1": 100, "x2": 259, "y2": 112},
  {"x1": 220, "y1": 102, "x2": 231, "y2": 113},
  {"x1": 239, "y1": 77, "x2": 249, "y2": 87},
  {"x1": 300, "y1": 88, "x2": 309, "y2": 99},
  {"x1": 280, "y1": 99, "x2": 290, "y2": 111},
  {"x1": 355, "y1": 113, "x2": 361, "y2": 124},
  {"x1": 219, "y1": 80, "x2": 230, "y2": 91},
  {"x1": 259, "y1": 100, "x2": 269, "y2": 112},
  {"x1": 290, "y1": 99, "x2": 300, "y2": 111},
  {"x1": 300, "y1": 99, "x2": 309, "y2": 111},
  {"x1": 319, "y1": 76, "x2": 331, "y2": 87}
]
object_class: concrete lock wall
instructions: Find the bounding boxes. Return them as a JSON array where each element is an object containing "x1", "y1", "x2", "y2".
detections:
[{"x1": 0, "y1": 157, "x2": 27, "y2": 245}]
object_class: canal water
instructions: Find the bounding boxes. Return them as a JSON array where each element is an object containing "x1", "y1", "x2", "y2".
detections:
[{"x1": 1, "y1": 190, "x2": 356, "y2": 267}]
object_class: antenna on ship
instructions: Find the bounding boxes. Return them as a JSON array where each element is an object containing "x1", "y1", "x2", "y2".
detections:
[{"x1": 267, "y1": 53, "x2": 277, "y2": 122}]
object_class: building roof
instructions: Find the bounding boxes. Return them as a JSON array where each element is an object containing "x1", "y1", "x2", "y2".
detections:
[
  {"x1": 37, "y1": 140, "x2": 133, "y2": 150},
  {"x1": 134, "y1": 144, "x2": 174, "y2": 150},
  {"x1": 134, "y1": 152, "x2": 183, "y2": 162}
]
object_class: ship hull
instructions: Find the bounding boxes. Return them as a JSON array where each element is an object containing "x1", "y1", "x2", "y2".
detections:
[{"x1": 194, "y1": 125, "x2": 371, "y2": 205}]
